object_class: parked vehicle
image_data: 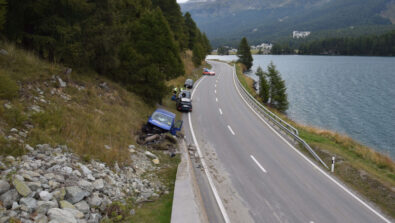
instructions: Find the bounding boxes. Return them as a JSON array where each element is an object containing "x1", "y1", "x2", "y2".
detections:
[
  {"x1": 203, "y1": 68, "x2": 215, "y2": 76},
  {"x1": 178, "y1": 90, "x2": 191, "y2": 100},
  {"x1": 143, "y1": 109, "x2": 183, "y2": 135},
  {"x1": 176, "y1": 98, "x2": 192, "y2": 112},
  {"x1": 184, "y1": 79, "x2": 194, "y2": 89}
]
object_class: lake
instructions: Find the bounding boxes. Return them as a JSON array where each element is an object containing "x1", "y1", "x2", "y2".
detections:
[{"x1": 207, "y1": 55, "x2": 395, "y2": 158}]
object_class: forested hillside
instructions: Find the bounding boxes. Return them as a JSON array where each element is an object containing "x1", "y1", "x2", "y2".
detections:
[
  {"x1": 181, "y1": 0, "x2": 395, "y2": 47},
  {"x1": 0, "y1": 0, "x2": 210, "y2": 103},
  {"x1": 271, "y1": 30, "x2": 395, "y2": 56}
]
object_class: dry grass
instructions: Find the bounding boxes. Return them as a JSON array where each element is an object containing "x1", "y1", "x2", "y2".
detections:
[
  {"x1": 0, "y1": 42, "x2": 153, "y2": 166},
  {"x1": 167, "y1": 50, "x2": 210, "y2": 88}
]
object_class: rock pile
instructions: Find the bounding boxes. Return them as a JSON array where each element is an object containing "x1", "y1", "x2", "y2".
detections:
[{"x1": 0, "y1": 144, "x2": 165, "y2": 223}]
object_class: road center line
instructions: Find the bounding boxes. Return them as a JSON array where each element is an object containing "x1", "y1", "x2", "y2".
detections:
[
  {"x1": 227, "y1": 125, "x2": 235, "y2": 135},
  {"x1": 215, "y1": 84, "x2": 217, "y2": 88},
  {"x1": 189, "y1": 74, "x2": 231, "y2": 223},
  {"x1": 216, "y1": 97, "x2": 218, "y2": 102},
  {"x1": 215, "y1": 89, "x2": 217, "y2": 94},
  {"x1": 219, "y1": 108, "x2": 223, "y2": 115},
  {"x1": 250, "y1": 155, "x2": 268, "y2": 173}
]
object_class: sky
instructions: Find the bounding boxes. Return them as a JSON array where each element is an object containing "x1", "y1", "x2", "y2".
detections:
[{"x1": 177, "y1": 0, "x2": 189, "y2": 3}]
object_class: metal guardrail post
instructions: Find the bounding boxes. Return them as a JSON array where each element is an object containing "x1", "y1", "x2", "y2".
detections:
[{"x1": 233, "y1": 64, "x2": 329, "y2": 169}]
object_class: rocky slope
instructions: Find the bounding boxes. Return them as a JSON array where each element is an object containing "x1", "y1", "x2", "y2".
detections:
[
  {"x1": 0, "y1": 142, "x2": 171, "y2": 223},
  {"x1": 0, "y1": 44, "x2": 181, "y2": 222}
]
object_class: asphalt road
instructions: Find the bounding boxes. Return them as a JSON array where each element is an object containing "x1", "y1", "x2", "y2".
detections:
[{"x1": 184, "y1": 60, "x2": 391, "y2": 223}]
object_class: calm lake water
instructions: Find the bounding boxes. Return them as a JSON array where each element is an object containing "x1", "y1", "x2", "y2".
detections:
[{"x1": 207, "y1": 55, "x2": 395, "y2": 158}]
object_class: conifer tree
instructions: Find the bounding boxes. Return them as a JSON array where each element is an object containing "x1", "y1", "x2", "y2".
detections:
[
  {"x1": 0, "y1": 0, "x2": 6, "y2": 31},
  {"x1": 237, "y1": 37, "x2": 253, "y2": 70},
  {"x1": 152, "y1": 0, "x2": 188, "y2": 50},
  {"x1": 256, "y1": 66, "x2": 270, "y2": 104},
  {"x1": 267, "y1": 62, "x2": 288, "y2": 112},
  {"x1": 184, "y1": 12, "x2": 197, "y2": 50},
  {"x1": 192, "y1": 43, "x2": 204, "y2": 66}
]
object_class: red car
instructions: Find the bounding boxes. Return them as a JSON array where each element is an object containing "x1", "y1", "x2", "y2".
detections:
[{"x1": 203, "y1": 68, "x2": 215, "y2": 76}]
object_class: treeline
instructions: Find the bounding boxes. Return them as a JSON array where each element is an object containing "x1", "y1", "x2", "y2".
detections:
[
  {"x1": 256, "y1": 63, "x2": 288, "y2": 113},
  {"x1": 271, "y1": 30, "x2": 395, "y2": 56},
  {"x1": 0, "y1": 0, "x2": 211, "y2": 103}
]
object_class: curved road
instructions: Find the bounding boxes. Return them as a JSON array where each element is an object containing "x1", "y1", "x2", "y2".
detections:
[{"x1": 184, "y1": 61, "x2": 390, "y2": 223}]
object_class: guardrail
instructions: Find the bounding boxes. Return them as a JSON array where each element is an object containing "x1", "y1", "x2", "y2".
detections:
[{"x1": 233, "y1": 64, "x2": 329, "y2": 169}]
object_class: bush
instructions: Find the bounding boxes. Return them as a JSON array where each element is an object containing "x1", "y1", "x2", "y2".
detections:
[{"x1": 0, "y1": 72, "x2": 18, "y2": 100}]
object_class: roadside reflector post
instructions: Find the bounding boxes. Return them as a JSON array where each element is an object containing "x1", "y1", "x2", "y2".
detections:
[{"x1": 331, "y1": 156, "x2": 335, "y2": 173}]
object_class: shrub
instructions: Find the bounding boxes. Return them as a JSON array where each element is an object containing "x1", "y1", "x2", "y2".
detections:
[{"x1": 0, "y1": 72, "x2": 18, "y2": 100}]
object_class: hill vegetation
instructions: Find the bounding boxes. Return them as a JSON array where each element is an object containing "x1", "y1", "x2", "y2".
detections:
[
  {"x1": 181, "y1": 0, "x2": 394, "y2": 47},
  {"x1": 1, "y1": 0, "x2": 211, "y2": 104},
  {"x1": 272, "y1": 30, "x2": 395, "y2": 56}
]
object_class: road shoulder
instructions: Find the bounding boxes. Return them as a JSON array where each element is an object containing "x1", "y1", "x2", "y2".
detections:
[{"x1": 171, "y1": 139, "x2": 209, "y2": 223}]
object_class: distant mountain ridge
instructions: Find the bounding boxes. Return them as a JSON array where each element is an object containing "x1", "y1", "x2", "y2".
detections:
[{"x1": 180, "y1": 0, "x2": 395, "y2": 47}]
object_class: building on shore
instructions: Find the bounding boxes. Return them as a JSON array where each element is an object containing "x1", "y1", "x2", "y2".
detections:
[{"x1": 293, "y1": 31, "x2": 311, "y2": 39}]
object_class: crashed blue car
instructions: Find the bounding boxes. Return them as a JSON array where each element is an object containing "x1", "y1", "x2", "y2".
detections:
[{"x1": 143, "y1": 109, "x2": 183, "y2": 135}]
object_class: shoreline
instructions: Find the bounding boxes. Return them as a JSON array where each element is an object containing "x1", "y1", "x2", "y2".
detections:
[{"x1": 230, "y1": 60, "x2": 395, "y2": 218}]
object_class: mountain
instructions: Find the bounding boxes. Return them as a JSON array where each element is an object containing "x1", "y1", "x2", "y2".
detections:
[{"x1": 180, "y1": 0, "x2": 395, "y2": 47}]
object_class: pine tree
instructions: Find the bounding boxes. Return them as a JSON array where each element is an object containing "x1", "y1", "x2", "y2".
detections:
[
  {"x1": 0, "y1": 0, "x2": 6, "y2": 31},
  {"x1": 267, "y1": 62, "x2": 288, "y2": 112},
  {"x1": 237, "y1": 37, "x2": 253, "y2": 70},
  {"x1": 192, "y1": 42, "x2": 204, "y2": 66},
  {"x1": 201, "y1": 32, "x2": 212, "y2": 54},
  {"x1": 152, "y1": 0, "x2": 188, "y2": 50},
  {"x1": 184, "y1": 12, "x2": 197, "y2": 50},
  {"x1": 217, "y1": 46, "x2": 229, "y2": 55},
  {"x1": 256, "y1": 66, "x2": 269, "y2": 104}
]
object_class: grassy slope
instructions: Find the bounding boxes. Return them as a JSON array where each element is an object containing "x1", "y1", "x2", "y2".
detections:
[
  {"x1": 0, "y1": 42, "x2": 200, "y2": 222},
  {"x1": 234, "y1": 63, "x2": 395, "y2": 218}
]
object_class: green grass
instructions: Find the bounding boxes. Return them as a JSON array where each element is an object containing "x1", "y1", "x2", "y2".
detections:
[
  {"x1": 235, "y1": 62, "x2": 395, "y2": 218},
  {"x1": 0, "y1": 42, "x2": 207, "y2": 222},
  {"x1": 127, "y1": 154, "x2": 180, "y2": 223},
  {"x1": 0, "y1": 42, "x2": 154, "y2": 166}
]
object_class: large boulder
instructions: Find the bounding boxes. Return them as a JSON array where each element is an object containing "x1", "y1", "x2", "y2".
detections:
[
  {"x1": 0, "y1": 180, "x2": 10, "y2": 194},
  {"x1": 39, "y1": 191, "x2": 53, "y2": 201},
  {"x1": 47, "y1": 208, "x2": 77, "y2": 223},
  {"x1": 59, "y1": 200, "x2": 75, "y2": 209},
  {"x1": 12, "y1": 178, "x2": 32, "y2": 197},
  {"x1": 20, "y1": 197, "x2": 37, "y2": 213},
  {"x1": 87, "y1": 193, "x2": 102, "y2": 207},
  {"x1": 63, "y1": 208, "x2": 84, "y2": 219},
  {"x1": 0, "y1": 189, "x2": 20, "y2": 208},
  {"x1": 92, "y1": 179, "x2": 104, "y2": 191},
  {"x1": 65, "y1": 186, "x2": 90, "y2": 204},
  {"x1": 74, "y1": 201, "x2": 89, "y2": 214},
  {"x1": 36, "y1": 200, "x2": 59, "y2": 214}
]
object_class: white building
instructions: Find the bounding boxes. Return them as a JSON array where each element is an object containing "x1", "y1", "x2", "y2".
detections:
[{"x1": 293, "y1": 31, "x2": 311, "y2": 39}]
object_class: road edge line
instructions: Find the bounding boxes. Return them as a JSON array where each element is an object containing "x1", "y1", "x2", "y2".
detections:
[
  {"x1": 226, "y1": 62, "x2": 391, "y2": 223},
  {"x1": 189, "y1": 75, "x2": 231, "y2": 223}
]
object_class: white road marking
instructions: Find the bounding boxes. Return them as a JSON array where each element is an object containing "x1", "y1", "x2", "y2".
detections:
[
  {"x1": 219, "y1": 108, "x2": 223, "y2": 115},
  {"x1": 216, "y1": 79, "x2": 218, "y2": 83},
  {"x1": 189, "y1": 75, "x2": 231, "y2": 223},
  {"x1": 227, "y1": 125, "x2": 235, "y2": 135},
  {"x1": 216, "y1": 97, "x2": 218, "y2": 102},
  {"x1": 215, "y1": 84, "x2": 217, "y2": 88},
  {"x1": 215, "y1": 89, "x2": 217, "y2": 94},
  {"x1": 250, "y1": 155, "x2": 267, "y2": 173},
  {"x1": 230, "y1": 63, "x2": 391, "y2": 223}
]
